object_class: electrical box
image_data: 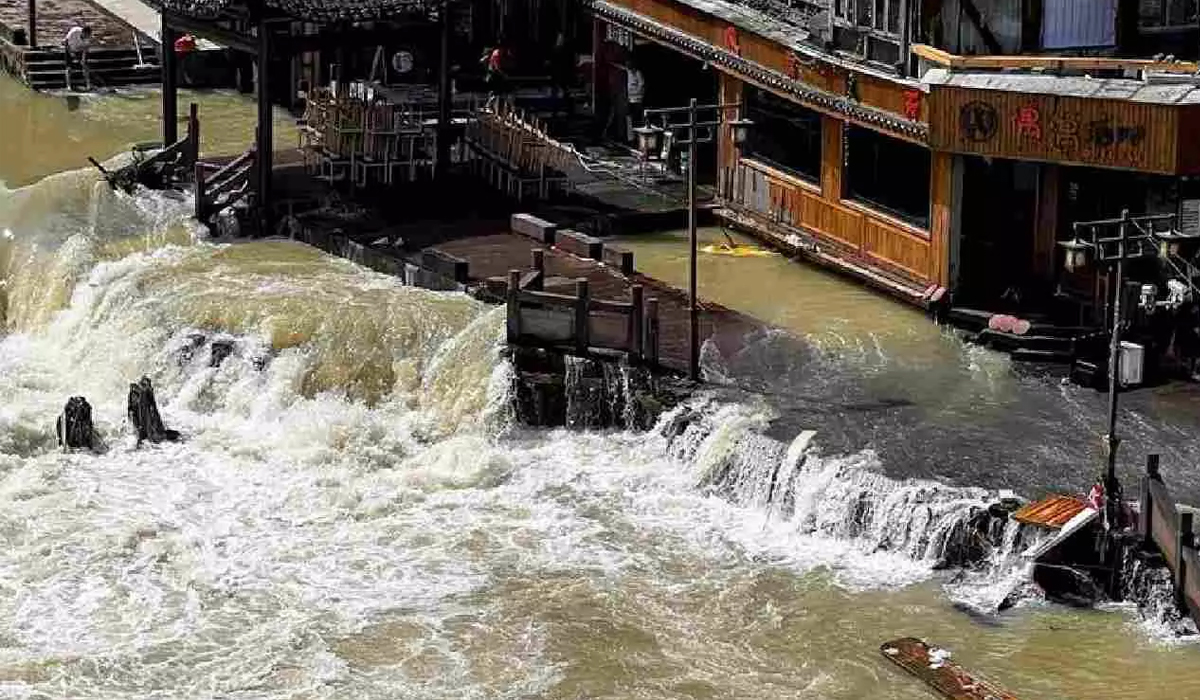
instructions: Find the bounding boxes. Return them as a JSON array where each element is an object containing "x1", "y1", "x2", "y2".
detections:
[{"x1": 1119, "y1": 342, "x2": 1144, "y2": 387}]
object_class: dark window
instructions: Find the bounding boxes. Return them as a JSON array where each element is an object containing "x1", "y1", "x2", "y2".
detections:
[
  {"x1": 845, "y1": 125, "x2": 930, "y2": 227},
  {"x1": 1140, "y1": 0, "x2": 1198, "y2": 28},
  {"x1": 744, "y1": 87, "x2": 823, "y2": 183}
]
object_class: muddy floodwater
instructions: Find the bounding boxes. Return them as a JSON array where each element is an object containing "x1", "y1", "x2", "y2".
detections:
[{"x1": 1, "y1": 74, "x2": 1200, "y2": 699}]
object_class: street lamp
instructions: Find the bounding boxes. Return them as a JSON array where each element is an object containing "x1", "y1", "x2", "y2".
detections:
[
  {"x1": 636, "y1": 99, "x2": 751, "y2": 382},
  {"x1": 1058, "y1": 209, "x2": 1200, "y2": 529}
]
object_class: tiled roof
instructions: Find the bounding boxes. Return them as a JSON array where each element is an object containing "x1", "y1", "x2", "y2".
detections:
[{"x1": 147, "y1": 0, "x2": 437, "y2": 22}]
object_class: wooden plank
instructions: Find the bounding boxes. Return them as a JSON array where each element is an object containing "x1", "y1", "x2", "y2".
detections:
[
  {"x1": 911, "y1": 43, "x2": 1199, "y2": 73},
  {"x1": 1012, "y1": 494, "x2": 1088, "y2": 529},
  {"x1": 881, "y1": 638, "x2": 1021, "y2": 700},
  {"x1": 520, "y1": 307, "x2": 574, "y2": 343},
  {"x1": 1021, "y1": 507, "x2": 1097, "y2": 560}
]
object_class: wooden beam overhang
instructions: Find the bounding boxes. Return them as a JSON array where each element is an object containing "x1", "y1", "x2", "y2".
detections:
[
  {"x1": 588, "y1": 0, "x2": 929, "y2": 144},
  {"x1": 163, "y1": 9, "x2": 259, "y2": 54}
]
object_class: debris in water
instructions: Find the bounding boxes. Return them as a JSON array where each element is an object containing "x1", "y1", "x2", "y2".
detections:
[
  {"x1": 128, "y1": 377, "x2": 181, "y2": 447},
  {"x1": 56, "y1": 396, "x2": 97, "y2": 451}
]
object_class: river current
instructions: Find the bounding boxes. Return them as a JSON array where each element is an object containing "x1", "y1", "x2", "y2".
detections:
[{"x1": 2, "y1": 76, "x2": 1200, "y2": 699}]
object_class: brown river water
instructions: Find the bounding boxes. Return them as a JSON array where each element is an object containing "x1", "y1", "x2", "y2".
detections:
[{"x1": 1, "y1": 73, "x2": 1199, "y2": 699}]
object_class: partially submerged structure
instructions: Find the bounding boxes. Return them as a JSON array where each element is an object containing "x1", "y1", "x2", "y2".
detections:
[{"x1": 586, "y1": 0, "x2": 1200, "y2": 371}]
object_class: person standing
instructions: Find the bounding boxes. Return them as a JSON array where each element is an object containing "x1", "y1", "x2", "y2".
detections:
[
  {"x1": 613, "y1": 60, "x2": 644, "y2": 143},
  {"x1": 482, "y1": 40, "x2": 508, "y2": 110},
  {"x1": 63, "y1": 25, "x2": 92, "y2": 91}
]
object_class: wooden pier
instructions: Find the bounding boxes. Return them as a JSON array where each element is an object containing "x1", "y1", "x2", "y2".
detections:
[{"x1": 1139, "y1": 455, "x2": 1200, "y2": 624}]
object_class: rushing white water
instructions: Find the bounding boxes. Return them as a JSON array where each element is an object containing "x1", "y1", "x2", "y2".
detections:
[{"x1": 3, "y1": 167, "x2": 1200, "y2": 699}]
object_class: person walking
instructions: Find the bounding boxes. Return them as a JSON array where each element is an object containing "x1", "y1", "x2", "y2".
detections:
[
  {"x1": 63, "y1": 24, "x2": 92, "y2": 91},
  {"x1": 482, "y1": 40, "x2": 508, "y2": 110}
]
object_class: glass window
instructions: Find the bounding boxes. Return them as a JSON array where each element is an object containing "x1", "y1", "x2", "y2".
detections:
[
  {"x1": 845, "y1": 125, "x2": 930, "y2": 227},
  {"x1": 744, "y1": 86, "x2": 823, "y2": 184},
  {"x1": 1140, "y1": 0, "x2": 1198, "y2": 27}
]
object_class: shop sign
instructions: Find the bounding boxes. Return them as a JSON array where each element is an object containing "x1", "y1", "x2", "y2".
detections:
[
  {"x1": 1181, "y1": 199, "x2": 1200, "y2": 236},
  {"x1": 933, "y1": 87, "x2": 1170, "y2": 172},
  {"x1": 902, "y1": 89, "x2": 922, "y2": 121},
  {"x1": 605, "y1": 23, "x2": 634, "y2": 49}
]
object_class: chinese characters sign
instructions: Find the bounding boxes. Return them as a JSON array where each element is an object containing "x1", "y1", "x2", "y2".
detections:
[{"x1": 930, "y1": 87, "x2": 1175, "y2": 173}]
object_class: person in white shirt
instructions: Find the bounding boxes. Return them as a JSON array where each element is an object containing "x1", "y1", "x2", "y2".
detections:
[
  {"x1": 610, "y1": 61, "x2": 644, "y2": 143},
  {"x1": 63, "y1": 25, "x2": 92, "y2": 91}
]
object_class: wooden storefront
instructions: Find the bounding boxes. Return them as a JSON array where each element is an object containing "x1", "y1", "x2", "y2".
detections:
[
  {"x1": 590, "y1": 0, "x2": 953, "y2": 302},
  {"x1": 927, "y1": 85, "x2": 1193, "y2": 175}
]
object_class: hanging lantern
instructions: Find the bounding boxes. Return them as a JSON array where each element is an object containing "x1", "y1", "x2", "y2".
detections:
[
  {"x1": 1058, "y1": 237, "x2": 1092, "y2": 273},
  {"x1": 728, "y1": 117, "x2": 754, "y2": 147},
  {"x1": 634, "y1": 125, "x2": 664, "y2": 157}
]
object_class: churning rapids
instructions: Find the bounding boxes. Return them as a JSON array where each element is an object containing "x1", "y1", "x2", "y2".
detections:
[{"x1": 3, "y1": 107, "x2": 1200, "y2": 699}]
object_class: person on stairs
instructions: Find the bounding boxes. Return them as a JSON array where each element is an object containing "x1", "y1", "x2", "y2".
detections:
[{"x1": 63, "y1": 25, "x2": 93, "y2": 91}]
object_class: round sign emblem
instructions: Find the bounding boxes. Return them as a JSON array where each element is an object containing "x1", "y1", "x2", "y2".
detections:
[
  {"x1": 959, "y1": 101, "x2": 999, "y2": 143},
  {"x1": 391, "y1": 51, "x2": 414, "y2": 74}
]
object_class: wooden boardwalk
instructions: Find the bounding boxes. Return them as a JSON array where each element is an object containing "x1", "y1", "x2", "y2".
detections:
[{"x1": 433, "y1": 230, "x2": 765, "y2": 375}]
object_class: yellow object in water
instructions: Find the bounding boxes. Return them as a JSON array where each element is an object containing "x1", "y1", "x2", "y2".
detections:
[{"x1": 700, "y1": 243, "x2": 778, "y2": 257}]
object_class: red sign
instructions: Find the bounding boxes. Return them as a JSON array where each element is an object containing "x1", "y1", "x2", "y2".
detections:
[
  {"x1": 723, "y1": 26, "x2": 740, "y2": 56},
  {"x1": 902, "y1": 89, "x2": 921, "y2": 121},
  {"x1": 1015, "y1": 103, "x2": 1042, "y2": 140}
]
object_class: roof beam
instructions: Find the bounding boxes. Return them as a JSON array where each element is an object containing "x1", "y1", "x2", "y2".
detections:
[
  {"x1": 163, "y1": 9, "x2": 258, "y2": 54},
  {"x1": 275, "y1": 21, "x2": 433, "y2": 55}
]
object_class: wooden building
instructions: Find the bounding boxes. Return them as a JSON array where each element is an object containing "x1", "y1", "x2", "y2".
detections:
[{"x1": 589, "y1": 0, "x2": 1200, "y2": 315}]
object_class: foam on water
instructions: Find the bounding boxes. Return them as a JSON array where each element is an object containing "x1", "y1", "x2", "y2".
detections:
[{"x1": 0, "y1": 169, "x2": 1194, "y2": 697}]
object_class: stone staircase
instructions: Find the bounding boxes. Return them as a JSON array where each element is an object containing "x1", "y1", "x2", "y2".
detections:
[{"x1": 22, "y1": 45, "x2": 159, "y2": 90}]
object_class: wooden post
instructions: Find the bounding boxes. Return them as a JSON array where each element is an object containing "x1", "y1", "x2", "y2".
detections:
[
  {"x1": 574, "y1": 279, "x2": 590, "y2": 354},
  {"x1": 1142, "y1": 454, "x2": 1160, "y2": 548},
  {"x1": 187, "y1": 103, "x2": 200, "y2": 166},
  {"x1": 256, "y1": 17, "x2": 274, "y2": 238},
  {"x1": 531, "y1": 249, "x2": 544, "y2": 274},
  {"x1": 161, "y1": 19, "x2": 179, "y2": 147},
  {"x1": 630, "y1": 284, "x2": 644, "y2": 360},
  {"x1": 27, "y1": 0, "x2": 36, "y2": 48},
  {"x1": 194, "y1": 162, "x2": 206, "y2": 222},
  {"x1": 507, "y1": 269, "x2": 521, "y2": 342},
  {"x1": 645, "y1": 298, "x2": 659, "y2": 367},
  {"x1": 1178, "y1": 511, "x2": 1194, "y2": 609}
]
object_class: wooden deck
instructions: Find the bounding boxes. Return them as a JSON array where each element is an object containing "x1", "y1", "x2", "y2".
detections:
[
  {"x1": 432, "y1": 231, "x2": 765, "y2": 375},
  {"x1": 1012, "y1": 495, "x2": 1089, "y2": 530},
  {"x1": 881, "y1": 638, "x2": 1021, "y2": 700}
]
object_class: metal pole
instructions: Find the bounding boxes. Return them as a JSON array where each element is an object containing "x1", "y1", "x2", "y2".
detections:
[
  {"x1": 1104, "y1": 209, "x2": 1127, "y2": 527},
  {"x1": 435, "y1": 0, "x2": 452, "y2": 180},
  {"x1": 687, "y1": 97, "x2": 699, "y2": 382},
  {"x1": 257, "y1": 18, "x2": 274, "y2": 238}
]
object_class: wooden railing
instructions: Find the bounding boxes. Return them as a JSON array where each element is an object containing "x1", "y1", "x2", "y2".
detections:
[
  {"x1": 912, "y1": 43, "x2": 1199, "y2": 75},
  {"x1": 140, "y1": 103, "x2": 201, "y2": 177},
  {"x1": 194, "y1": 145, "x2": 255, "y2": 223},
  {"x1": 725, "y1": 158, "x2": 935, "y2": 288},
  {"x1": 1140, "y1": 454, "x2": 1200, "y2": 624},
  {"x1": 465, "y1": 103, "x2": 572, "y2": 203},
  {"x1": 505, "y1": 261, "x2": 659, "y2": 365}
]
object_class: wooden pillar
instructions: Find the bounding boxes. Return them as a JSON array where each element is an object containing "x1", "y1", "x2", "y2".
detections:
[
  {"x1": 27, "y1": 0, "x2": 37, "y2": 47},
  {"x1": 716, "y1": 73, "x2": 743, "y2": 199},
  {"x1": 1177, "y1": 511, "x2": 1194, "y2": 610},
  {"x1": 929, "y1": 151, "x2": 962, "y2": 290},
  {"x1": 590, "y1": 18, "x2": 604, "y2": 128},
  {"x1": 820, "y1": 115, "x2": 844, "y2": 202},
  {"x1": 644, "y1": 298, "x2": 659, "y2": 366},
  {"x1": 507, "y1": 269, "x2": 521, "y2": 341},
  {"x1": 256, "y1": 19, "x2": 274, "y2": 237},
  {"x1": 1032, "y1": 163, "x2": 1060, "y2": 282},
  {"x1": 435, "y1": 0, "x2": 453, "y2": 180},
  {"x1": 186, "y1": 102, "x2": 200, "y2": 166},
  {"x1": 161, "y1": 19, "x2": 179, "y2": 147},
  {"x1": 574, "y1": 279, "x2": 590, "y2": 354},
  {"x1": 630, "y1": 284, "x2": 644, "y2": 360}
]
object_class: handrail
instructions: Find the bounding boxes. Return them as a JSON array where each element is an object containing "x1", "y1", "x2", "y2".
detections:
[{"x1": 911, "y1": 43, "x2": 1199, "y2": 75}]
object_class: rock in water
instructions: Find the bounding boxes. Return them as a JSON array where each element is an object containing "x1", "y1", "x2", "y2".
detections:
[
  {"x1": 56, "y1": 396, "x2": 96, "y2": 450},
  {"x1": 127, "y1": 377, "x2": 181, "y2": 447}
]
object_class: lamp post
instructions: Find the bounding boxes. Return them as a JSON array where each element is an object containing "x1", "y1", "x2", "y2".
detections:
[
  {"x1": 1058, "y1": 209, "x2": 1200, "y2": 527},
  {"x1": 635, "y1": 100, "x2": 752, "y2": 381}
]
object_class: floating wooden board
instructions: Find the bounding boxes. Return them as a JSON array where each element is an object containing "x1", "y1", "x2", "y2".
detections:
[
  {"x1": 1012, "y1": 495, "x2": 1088, "y2": 530},
  {"x1": 881, "y1": 638, "x2": 1021, "y2": 700}
]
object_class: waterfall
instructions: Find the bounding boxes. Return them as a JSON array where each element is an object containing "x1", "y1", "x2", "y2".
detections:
[{"x1": 659, "y1": 399, "x2": 1029, "y2": 577}]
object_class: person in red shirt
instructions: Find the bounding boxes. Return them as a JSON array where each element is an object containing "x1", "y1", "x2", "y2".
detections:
[{"x1": 482, "y1": 40, "x2": 508, "y2": 109}]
